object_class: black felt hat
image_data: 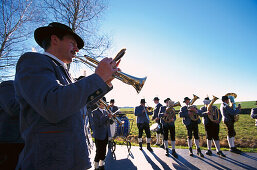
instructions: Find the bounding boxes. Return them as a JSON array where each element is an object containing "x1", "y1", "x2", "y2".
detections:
[
  {"x1": 153, "y1": 97, "x2": 160, "y2": 101},
  {"x1": 34, "y1": 22, "x2": 84, "y2": 49},
  {"x1": 183, "y1": 97, "x2": 191, "y2": 103},
  {"x1": 110, "y1": 99, "x2": 115, "y2": 103},
  {"x1": 140, "y1": 99, "x2": 146, "y2": 103}
]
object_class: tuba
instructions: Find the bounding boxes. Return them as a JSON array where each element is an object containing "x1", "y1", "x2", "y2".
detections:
[
  {"x1": 75, "y1": 49, "x2": 147, "y2": 94},
  {"x1": 163, "y1": 101, "x2": 181, "y2": 123},
  {"x1": 207, "y1": 96, "x2": 220, "y2": 122},
  {"x1": 97, "y1": 99, "x2": 123, "y2": 125},
  {"x1": 225, "y1": 93, "x2": 239, "y2": 122},
  {"x1": 188, "y1": 94, "x2": 200, "y2": 121}
]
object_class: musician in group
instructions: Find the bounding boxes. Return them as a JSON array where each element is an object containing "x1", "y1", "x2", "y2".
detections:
[
  {"x1": 250, "y1": 101, "x2": 257, "y2": 126},
  {"x1": 92, "y1": 97, "x2": 113, "y2": 170},
  {"x1": 179, "y1": 97, "x2": 204, "y2": 157},
  {"x1": 135, "y1": 99, "x2": 153, "y2": 152},
  {"x1": 200, "y1": 97, "x2": 226, "y2": 157},
  {"x1": 109, "y1": 99, "x2": 119, "y2": 113},
  {"x1": 159, "y1": 98, "x2": 178, "y2": 158},
  {"x1": 152, "y1": 97, "x2": 163, "y2": 147},
  {"x1": 220, "y1": 95, "x2": 241, "y2": 154}
]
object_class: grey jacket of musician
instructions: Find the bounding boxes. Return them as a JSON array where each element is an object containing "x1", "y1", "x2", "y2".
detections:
[
  {"x1": 251, "y1": 108, "x2": 257, "y2": 119},
  {"x1": 220, "y1": 102, "x2": 240, "y2": 123},
  {"x1": 179, "y1": 105, "x2": 202, "y2": 126},
  {"x1": 200, "y1": 106, "x2": 222, "y2": 125},
  {"x1": 135, "y1": 105, "x2": 153, "y2": 124},
  {"x1": 0, "y1": 80, "x2": 23, "y2": 143},
  {"x1": 92, "y1": 108, "x2": 111, "y2": 140},
  {"x1": 158, "y1": 106, "x2": 176, "y2": 126},
  {"x1": 14, "y1": 52, "x2": 111, "y2": 170}
]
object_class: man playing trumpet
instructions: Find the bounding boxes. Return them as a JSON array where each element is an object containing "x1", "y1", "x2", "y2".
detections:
[
  {"x1": 201, "y1": 97, "x2": 225, "y2": 157},
  {"x1": 135, "y1": 99, "x2": 153, "y2": 152},
  {"x1": 179, "y1": 97, "x2": 204, "y2": 157},
  {"x1": 159, "y1": 98, "x2": 178, "y2": 158}
]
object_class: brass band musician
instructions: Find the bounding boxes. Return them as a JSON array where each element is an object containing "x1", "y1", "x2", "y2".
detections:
[
  {"x1": 159, "y1": 98, "x2": 178, "y2": 158},
  {"x1": 220, "y1": 95, "x2": 241, "y2": 154},
  {"x1": 179, "y1": 97, "x2": 204, "y2": 157},
  {"x1": 200, "y1": 97, "x2": 225, "y2": 157}
]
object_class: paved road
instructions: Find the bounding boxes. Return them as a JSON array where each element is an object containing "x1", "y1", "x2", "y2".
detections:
[{"x1": 89, "y1": 145, "x2": 257, "y2": 170}]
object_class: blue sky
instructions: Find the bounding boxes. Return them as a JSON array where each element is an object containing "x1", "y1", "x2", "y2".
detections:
[{"x1": 77, "y1": 0, "x2": 257, "y2": 107}]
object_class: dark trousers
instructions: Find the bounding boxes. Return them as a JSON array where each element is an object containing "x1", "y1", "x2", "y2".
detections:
[
  {"x1": 205, "y1": 121, "x2": 220, "y2": 140},
  {"x1": 0, "y1": 143, "x2": 24, "y2": 170},
  {"x1": 186, "y1": 121, "x2": 199, "y2": 140},
  {"x1": 137, "y1": 123, "x2": 151, "y2": 138},
  {"x1": 94, "y1": 136, "x2": 108, "y2": 162},
  {"x1": 163, "y1": 124, "x2": 175, "y2": 141},
  {"x1": 225, "y1": 121, "x2": 236, "y2": 137}
]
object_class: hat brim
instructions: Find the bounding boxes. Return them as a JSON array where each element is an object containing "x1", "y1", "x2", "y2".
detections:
[{"x1": 34, "y1": 26, "x2": 84, "y2": 49}]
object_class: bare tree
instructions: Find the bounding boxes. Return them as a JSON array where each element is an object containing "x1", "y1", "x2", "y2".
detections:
[
  {"x1": 42, "y1": 0, "x2": 110, "y2": 57},
  {"x1": 0, "y1": 0, "x2": 44, "y2": 81}
]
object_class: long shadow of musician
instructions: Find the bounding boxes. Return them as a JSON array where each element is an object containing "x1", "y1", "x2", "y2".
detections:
[
  {"x1": 168, "y1": 150, "x2": 200, "y2": 170},
  {"x1": 194, "y1": 156, "x2": 224, "y2": 170},
  {"x1": 105, "y1": 149, "x2": 137, "y2": 170},
  {"x1": 149, "y1": 151, "x2": 171, "y2": 170},
  {"x1": 141, "y1": 149, "x2": 161, "y2": 170},
  {"x1": 222, "y1": 155, "x2": 257, "y2": 170},
  {"x1": 203, "y1": 155, "x2": 231, "y2": 170},
  {"x1": 240, "y1": 152, "x2": 257, "y2": 161}
]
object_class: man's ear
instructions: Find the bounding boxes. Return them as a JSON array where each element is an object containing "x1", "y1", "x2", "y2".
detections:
[{"x1": 50, "y1": 35, "x2": 59, "y2": 46}]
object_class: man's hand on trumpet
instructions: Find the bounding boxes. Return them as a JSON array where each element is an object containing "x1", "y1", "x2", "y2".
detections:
[{"x1": 95, "y1": 58, "x2": 119, "y2": 87}]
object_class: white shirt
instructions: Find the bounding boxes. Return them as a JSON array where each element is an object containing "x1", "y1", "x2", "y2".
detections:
[{"x1": 43, "y1": 52, "x2": 68, "y2": 70}]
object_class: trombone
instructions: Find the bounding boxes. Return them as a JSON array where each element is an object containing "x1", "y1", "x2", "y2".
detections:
[
  {"x1": 97, "y1": 98, "x2": 123, "y2": 125},
  {"x1": 75, "y1": 49, "x2": 147, "y2": 94}
]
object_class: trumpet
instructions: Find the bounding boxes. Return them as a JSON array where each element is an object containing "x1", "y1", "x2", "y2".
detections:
[
  {"x1": 97, "y1": 99, "x2": 123, "y2": 125},
  {"x1": 146, "y1": 107, "x2": 154, "y2": 112},
  {"x1": 75, "y1": 49, "x2": 147, "y2": 93},
  {"x1": 188, "y1": 94, "x2": 200, "y2": 121}
]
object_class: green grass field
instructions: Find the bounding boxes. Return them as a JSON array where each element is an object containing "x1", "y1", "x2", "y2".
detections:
[{"x1": 116, "y1": 101, "x2": 257, "y2": 152}]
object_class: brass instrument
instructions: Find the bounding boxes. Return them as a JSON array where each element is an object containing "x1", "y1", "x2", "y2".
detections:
[
  {"x1": 225, "y1": 93, "x2": 239, "y2": 122},
  {"x1": 188, "y1": 94, "x2": 200, "y2": 121},
  {"x1": 75, "y1": 49, "x2": 147, "y2": 93},
  {"x1": 146, "y1": 107, "x2": 154, "y2": 112},
  {"x1": 162, "y1": 101, "x2": 181, "y2": 123},
  {"x1": 207, "y1": 96, "x2": 220, "y2": 122},
  {"x1": 97, "y1": 99, "x2": 123, "y2": 125}
]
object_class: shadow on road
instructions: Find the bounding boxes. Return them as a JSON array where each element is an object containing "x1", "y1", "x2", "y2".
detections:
[
  {"x1": 223, "y1": 155, "x2": 257, "y2": 170},
  {"x1": 141, "y1": 149, "x2": 161, "y2": 170},
  {"x1": 241, "y1": 152, "x2": 257, "y2": 161},
  {"x1": 105, "y1": 149, "x2": 137, "y2": 170},
  {"x1": 150, "y1": 151, "x2": 171, "y2": 170},
  {"x1": 172, "y1": 152, "x2": 200, "y2": 170}
]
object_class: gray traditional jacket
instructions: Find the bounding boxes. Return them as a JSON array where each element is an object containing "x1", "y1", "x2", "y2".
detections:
[
  {"x1": 92, "y1": 108, "x2": 111, "y2": 140},
  {"x1": 179, "y1": 105, "x2": 202, "y2": 126},
  {"x1": 220, "y1": 102, "x2": 240, "y2": 123},
  {"x1": 135, "y1": 105, "x2": 153, "y2": 124},
  {"x1": 158, "y1": 106, "x2": 176, "y2": 126},
  {"x1": 14, "y1": 52, "x2": 111, "y2": 170},
  {"x1": 200, "y1": 106, "x2": 222, "y2": 125}
]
